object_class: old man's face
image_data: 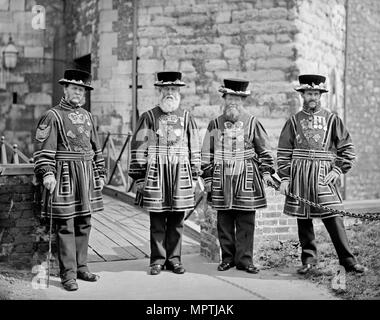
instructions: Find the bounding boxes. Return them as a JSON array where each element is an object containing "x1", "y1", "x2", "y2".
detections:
[
  {"x1": 159, "y1": 85, "x2": 181, "y2": 113},
  {"x1": 64, "y1": 84, "x2": 86, "y2": 106},
  {"x1": 223, "y1": 94, "x2": 244, "y2": 123}
]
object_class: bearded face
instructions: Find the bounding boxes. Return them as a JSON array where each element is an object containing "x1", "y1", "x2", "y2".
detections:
[
  {"x1": 159, "y1": 86, "x2": 181, "y2": 113},
  {"x1": 223, "y1": 94, "x2": 244, "y2": 123},
  {"x1": 302, "y1": 90, "x2": 322, "y2": 113}
]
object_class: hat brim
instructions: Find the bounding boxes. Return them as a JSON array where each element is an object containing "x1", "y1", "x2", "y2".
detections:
[
  {"x1": 154, "y1": 80, "x2": 186, "y2": 87},
  {"x1": 294, "y1": 84, "x2": 328, "y2": 93},
  {"x1": 59, "y1": 79, "x2": 94, "y2": 90},
  {"x1": 295, "y1": 88, "x2": 328, "y2": 93},
  {"x1": 219, "y1": 87, "x2": 251, "y2": 97}
]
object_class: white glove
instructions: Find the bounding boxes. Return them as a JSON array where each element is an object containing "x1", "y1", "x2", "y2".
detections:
[
  {"x1": 43, "y1": 174, "x2": 56, "y2": 194},
  {"x1": 325, "y1": 170, "x2": 340, "y2": 185},
  {"x1": 279, "y1": 180, "x2": 290, "y2": 196},
  {"x1": 262, "y1": 172, "x2": 275, "y2": 187},
  {"x1": 99, "y1": 178, "x2": 105, "y2": 190}
]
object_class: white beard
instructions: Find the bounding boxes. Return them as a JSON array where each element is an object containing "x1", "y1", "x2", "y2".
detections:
[{"x1": 159, "y1": 96, "x2": 180, "y2": 113}]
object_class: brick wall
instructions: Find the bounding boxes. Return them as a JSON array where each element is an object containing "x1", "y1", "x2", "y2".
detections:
[
  {"x1": 345, "y1": 0, "x2": 380, "y2": 200},
  {"x1": 0, "y1": 165, "x2": 57, "y2": 270},
  {"x1": 0, "y1": 0, "x2": 64, "y2": 158}
]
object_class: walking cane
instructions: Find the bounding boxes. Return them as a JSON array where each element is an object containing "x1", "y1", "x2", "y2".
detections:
[{"x1": 47, "y1": 194, "x2": 53, "y2": 288}]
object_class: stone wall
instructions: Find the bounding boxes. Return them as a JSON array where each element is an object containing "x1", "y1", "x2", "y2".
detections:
[
  {"x1": 345, "y1": 0, "x2": 380, "y2": 200},
  {"x1": 89, "y1": 0, "x2": 129, "y2": 135},
  {"x1": 294, "y1": 0, "x2": 346, "y2": 116},
  {"x1": 62, "y1": 0, "x2": 299, "y2": 145},
  {"x1": 0, "y1": 0, "x2": 64, "y2": 158},
  {"x1": 0, "y1": 165, "x2": 57, "y2": 270},
  {"x1": 131, "y1": 0, "x2": 301, "y2": 147}
]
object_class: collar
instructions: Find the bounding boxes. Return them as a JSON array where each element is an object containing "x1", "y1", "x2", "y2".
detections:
[
  {"x1": 59, "y1": 97, "x2": 81, "y2": 110},
  {"x1": 302, "y1": 107, "x2": 322, "y2": 115}
]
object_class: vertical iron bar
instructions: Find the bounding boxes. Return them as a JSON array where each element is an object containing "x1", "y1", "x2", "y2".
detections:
[
  {"x1": 131, "y1": 0, "x2": 138, "y2": 132},
  {"x1": 343, "y1": 0, "x2": 349, "y2": 200}
]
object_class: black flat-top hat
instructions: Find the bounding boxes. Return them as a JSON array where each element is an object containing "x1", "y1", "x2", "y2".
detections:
[
  {"x1": 58, "y1": 69, "x2": 93, "y2": 90},
  {"x1": 219, "y1": 78, "x2": 251, "y2": 96},
  {"x1": 154, "y1": 71, "x2": 186, "y2": 86},
  {"x1": 295, "y1": 74, "x2": 328, "y2": 93}
]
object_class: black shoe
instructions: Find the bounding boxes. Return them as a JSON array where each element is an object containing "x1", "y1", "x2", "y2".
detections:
[
  {"x1": 62, "y1": 279, "x2": 78, "y2": 291},
  {"x1": 150, "y1": 264, "x2": 163, "y2": 275},
  {"x1": 237, "y1": 264, "x2": 260, "y2": 274},
  {"x1": 77, "y1": 271, "x2": 100, "y2": 282},
  {"x1": 297, "y1": 264, "x2": 314, "y2": 275},
  {"x1": 345, "y1": 264, "x2": 368, "y2": 274},
  {"x1": 217, "y1": 262, "x2": 235, "y2": 271},
  {"x1": 166, "y1": 263, "x2": 186, "y2": 274}
]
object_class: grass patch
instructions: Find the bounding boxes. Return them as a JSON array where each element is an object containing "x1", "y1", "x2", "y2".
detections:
[{"x1": 256, "y1": 220, "x2": 380, "y2": 300}]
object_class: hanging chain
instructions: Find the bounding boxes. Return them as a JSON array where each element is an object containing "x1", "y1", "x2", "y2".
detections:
[{"x1": 268, "y1": 182, "x2": 380, "y2": 221}]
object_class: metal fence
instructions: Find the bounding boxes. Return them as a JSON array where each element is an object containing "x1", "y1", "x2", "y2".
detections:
[{"x1": 99, "y1": 132, "x2": 134, "y2": 192}]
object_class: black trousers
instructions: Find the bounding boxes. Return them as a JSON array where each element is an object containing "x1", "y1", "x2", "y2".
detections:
[
  {"x1": 217, "y1": 210, "x2": 255, "y2": 268},
  {"x1": 149, "y1": 211, "x2": 185, "y2": 266},
  {"x1": 297, "y1": 216, "x2": 356, "y2": 267},
  {"x1": 55, "y1": 215, "x2": 91, "y2": 282}
]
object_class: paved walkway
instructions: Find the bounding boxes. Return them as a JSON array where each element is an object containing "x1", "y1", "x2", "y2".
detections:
[{"x1": 38, "y1": 254, "x2": 337, "y2": 300}]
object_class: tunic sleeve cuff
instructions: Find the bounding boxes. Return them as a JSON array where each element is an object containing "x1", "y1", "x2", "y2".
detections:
[
  {"x1": 135, "y1": 178, "x2": 145, "y2": 184},
  {"x1": 203, "y1": 177, "x2": 212, "y2": 184},
  {"x1": 332, "y1": 166, "x2": 343, "y2": 175},
  {"x1": 43, "y1": 172, "x2": 55, "y2": 178},
  {"x1": 35, "y1": 166, "x2": 56, "y2": 180}
]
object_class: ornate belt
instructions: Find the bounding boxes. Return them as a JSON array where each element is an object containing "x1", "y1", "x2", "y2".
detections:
[
  {"x1": 55, "y1": 150, "x2": 94, "y2": 161},
  {"x1": 292, "y1": 149, "x2": 334, "y2": 161}
]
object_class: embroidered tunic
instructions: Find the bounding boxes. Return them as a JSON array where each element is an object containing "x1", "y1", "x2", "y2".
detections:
[
  {"x1": 201, "y1": 113, "x2": 275, "y2": 211},
  {"x1": 277, "y1": 108, "x2": 355, "y2": 219},
  {"x1": 128, "y1": 106, "x2": 201, "y2": 213},
  {"x1": 33, "y1": 98, "x2": 106, "y2": 219}
]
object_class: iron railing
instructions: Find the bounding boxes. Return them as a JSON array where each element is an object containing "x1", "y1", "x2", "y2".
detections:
[
  {"x1": 100, "y1": 132, "x2": 133, "y2": 192},
  {"x1": 0, "y1": 133, "x2": 134, "y2": 191},
  {"x1": 0, "y1": 136, "x2": 32, "y2": 164}
]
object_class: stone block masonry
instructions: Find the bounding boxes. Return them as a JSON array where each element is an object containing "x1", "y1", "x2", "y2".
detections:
[
  {"x1": 0, "y1": 0, "x2": 64, "y2": 158},
  {"x1": 345, "y1": 0, "x2": 380, "y2": 200},
  {"x1": 91, "y1": 0, "x2": 304, "y2": 137},
  {"x1": 0, "y1": 166, "x2": 58, "y2": 272}
]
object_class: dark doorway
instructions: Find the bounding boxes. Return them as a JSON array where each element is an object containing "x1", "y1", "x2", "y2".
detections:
[{"x1": 74, "y1": 54, "x2": 91, "y2": 112}]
